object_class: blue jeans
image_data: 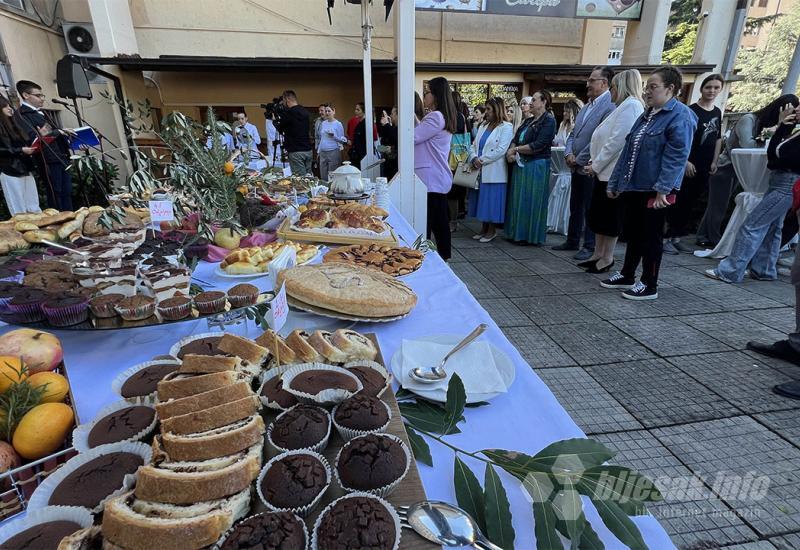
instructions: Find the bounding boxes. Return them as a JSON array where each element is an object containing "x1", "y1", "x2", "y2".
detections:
[{"x1": 717, "y1": 170, "x2": 799, "y2": 283}]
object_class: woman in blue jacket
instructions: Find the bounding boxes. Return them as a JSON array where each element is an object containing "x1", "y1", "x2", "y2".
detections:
[{"x1": 600, "y1": 66, "x2": 697, "y2": 300}]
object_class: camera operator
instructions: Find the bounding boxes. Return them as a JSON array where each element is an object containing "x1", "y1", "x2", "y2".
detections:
[{"x1": 279, "y1": 90, "x2": 313, "y2": 176}]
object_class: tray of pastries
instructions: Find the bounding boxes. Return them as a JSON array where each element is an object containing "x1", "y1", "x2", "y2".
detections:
[
  {"x1": 216, "y1": 241, "x2": 320, "y2": 277},
  {"x1": 278, "y1": 204, "x2": 399, "y2": 246},
  {"x1": 323, "y1": 244, "x2": 424, "y2": 277}
]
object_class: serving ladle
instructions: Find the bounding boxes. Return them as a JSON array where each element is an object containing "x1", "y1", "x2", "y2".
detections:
[
  {"x1": 398, "y1": 500, "x2": 503, "y2": 550},
  {"x1": 409, "y1": 323, "x2": 487, "y2": 384}
]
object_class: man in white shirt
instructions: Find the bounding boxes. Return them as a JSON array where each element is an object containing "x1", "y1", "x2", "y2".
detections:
[{"x1": 234, "y1": 112, "x2": 261, "y2": 165}]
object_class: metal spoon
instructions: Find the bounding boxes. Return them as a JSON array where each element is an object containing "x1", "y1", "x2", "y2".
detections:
[
  {"x1": 409, "y1": 323, "x2": 487, "y2": 384},
  {"x1": 399, "y1": 500, "x2": 502, "y2": 550}
]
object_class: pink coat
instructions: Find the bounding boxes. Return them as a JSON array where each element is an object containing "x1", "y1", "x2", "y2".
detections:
[{"x1": 414, "y1": 111, "x2": 453, "y2": 194}]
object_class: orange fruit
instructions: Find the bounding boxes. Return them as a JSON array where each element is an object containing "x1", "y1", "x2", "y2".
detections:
[
  {"x1": 12, "y1": 402, "x2": 74, "y2": 460},
  {"x1": 0, "y1": 357, "x2": 26, "y2": 394},
  {"x1": 224, "y1": 161, "x2": 235, "y2": 175},
  {"x1": 26, "y1": 372, "x2": 69, "y2": 403}
]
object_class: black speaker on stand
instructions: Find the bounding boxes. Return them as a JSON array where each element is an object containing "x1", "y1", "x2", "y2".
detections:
[{"x1": 56, "y1": 55, "x2": 92, "y2": 125}]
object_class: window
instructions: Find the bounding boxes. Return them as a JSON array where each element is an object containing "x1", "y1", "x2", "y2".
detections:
[
  {"x1": 758, "y1": 0, "x2": 768, "y2": 6},
  {"x1": 0, "y1": 0, "x2": 24, "y2": 10},
  {"x1": 607, "y1": 50, "x2": 622, "y2": 65},
  {"x1": 611, "y1": 26, "x2": 625, "y2": 38}
]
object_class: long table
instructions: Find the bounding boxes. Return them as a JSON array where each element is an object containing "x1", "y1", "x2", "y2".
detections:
[{"x1": 0, "y1": 207, "x2": 675, "y2": 548}]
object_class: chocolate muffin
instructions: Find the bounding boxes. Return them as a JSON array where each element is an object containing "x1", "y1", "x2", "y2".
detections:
[
  {"x1": 48, "y1": 452, "x2": 144, "y2": 509},
  {"x1": 260, "y1": 376, "x2": 298, "y2": 409},
  {"x1": 270, "y1": 405, "x2": 329, "y2": 451},
  {"x1": 260, "y1": 453, "x2": 328, "y2": 510},
  {"x1": 7, "y1": 289, "x2": 49, "y2": 322},
  {"x1": 176, "y1": 336, "x2": 225, "y2": 359},
  {"x1": 347, "y1": 365, "x2": 388, "y2": 397},
  {"x1": 194, "y1": 291, "x2": 226, "y2": 314},
  {"x1": 315, "y1": 496, "x2": 397, "y2": 550},
  {"x1": 219, "y1": 512, "x2": 306, "y2": 550},
  {"x1": 120, "y1": 361, "x2": 181, "y2": 398},
  {"x1": 227, "y1": 283, "x2": 259, "y2": 308},
  {"x1": 0, "y1": 267, "x2": 23, "y2": 283},
  {"x1": 288, "y1": 370, "x2": 359, "y2": 396},
  {"x1": 157, "y1": 295, "x2": 192, "y2": 321},
  {"x1": 334, "y1": 395, "x2": 389, "y2": 432},
  {"x1": 87, "y1": 405, "x2": 156, "y2": 448},
  {"x1": 42, "y1": 295, "x2": 90, "y2": 326},
  {"x1": 1, "y1": 521, "x2": 84, "y2": 550},
  {"x1": 336, "y1": 434, "x2": 407, "y2": 492},
  {"x1": 89, "y1": 293, "x2": 124, "y2": 318},
  {"x1": 115, "y1": 295, "x2": 156, "y2": 321}
]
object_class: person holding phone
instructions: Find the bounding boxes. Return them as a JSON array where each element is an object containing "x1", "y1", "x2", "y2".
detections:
[
  {"x1": 706, "y1": 97, "x2": 800, "y2": 283},
  {"x1": 600, "y1": 66, "x2": 697, "y2": 300},
  {"x1": 378, "y1": 107, "x2": 398, "y2": 180}
]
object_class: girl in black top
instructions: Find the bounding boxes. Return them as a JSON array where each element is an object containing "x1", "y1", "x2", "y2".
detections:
[{"x1": 0, "y1": 96, "x2": 40, "y2": 215}]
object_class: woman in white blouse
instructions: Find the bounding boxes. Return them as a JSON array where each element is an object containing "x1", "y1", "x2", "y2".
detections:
[
  {"x1": 581, "y1": 69, "x2": 646, "y2": 273},
  {"x1": 554, "y1": 98, "x2": 583, "y2": 147}
]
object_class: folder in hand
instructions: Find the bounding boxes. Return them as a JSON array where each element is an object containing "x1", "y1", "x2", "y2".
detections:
[{"x1": 69, "y1": 126, "x2": 100, "y2": 149}]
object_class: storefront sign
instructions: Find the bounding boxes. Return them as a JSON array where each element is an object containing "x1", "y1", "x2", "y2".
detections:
[{"x1": 414, "y1": 0, "x2": 644, "y2": 20}]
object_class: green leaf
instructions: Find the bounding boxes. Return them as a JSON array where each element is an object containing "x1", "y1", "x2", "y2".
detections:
[
  {"x1": 453, "y1": 456, "x2": 486, "y2": 533},
  {"x1": 395, "y1": 387, "x2": 415, "y2": 400},
  {"x1": 576, "y1": 521, "x2": 604, "y2": 550},
  {"x1": 483, "y1": 439, "x2": 615, "y2": 482},
  {"x1": 590, "y1": 499, "x2": 647, "y2": 550},
  {"x1": 465, "y1": 401, "x2": 491, "y2": 408},
  {"x1": 404, "y1": 425, "x2": 433, "y2": 467},
  {"x1": 399, "y1": 400, "x2": 461, "y2": 435},
  {"x1": 443, "y1": 373, "x2": 466, "y2": 435},
  {"x1": 532, "y1": 500, "x2": 561, "y2": 550},
  {"x1": 484, "y1": 463, "x2": 514, "y2": 549},
  {"x1": 577, "y1": 465, "x2": 662, "y2": 504},
  {"x1": 551, "y1": 479, "x2": 584, "y2": 544}
]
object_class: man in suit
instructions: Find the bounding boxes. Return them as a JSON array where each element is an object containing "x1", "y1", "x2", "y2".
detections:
[
  {"x1": 13, "y1": 80, "x2": 74, "y2": 210},
  {"x1": 554, "y1": 66, "x2": 616, "y2": 261}
]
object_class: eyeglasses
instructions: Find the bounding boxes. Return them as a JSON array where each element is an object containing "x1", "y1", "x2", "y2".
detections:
[
  {"x1": 29, "y1": 93, "x2": 45, "y2": 98},
  {"x1": 645, "y1": 83, "x2": 665, "y2": 91}
]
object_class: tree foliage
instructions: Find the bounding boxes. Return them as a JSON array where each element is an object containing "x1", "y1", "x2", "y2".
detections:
[
  {"x1": 662, "y1": 0, "x2": 700, "y2": 64},
  {"x1": 729, "y1": 3, "x2": 800, "y2": 112}
]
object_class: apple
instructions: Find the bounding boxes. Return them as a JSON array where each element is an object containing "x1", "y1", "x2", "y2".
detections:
[
  {"x1": 213, "y1": 227, "x2": 243, "y2": 250},
  {"x1": 0, "y1": 329, "x2": 63, "y2": 374}
]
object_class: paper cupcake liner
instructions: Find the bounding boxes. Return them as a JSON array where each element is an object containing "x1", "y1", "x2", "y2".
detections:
[
  {"x1": 0, "y1": 505, "x2": 94, "y2": 546},
  {"x1": 214, "y1": 510, "x2": 308, "y2": 550},
  {"x1": 227, "y1": 291, "x2": 259, "y2": 308},
  {"x1": 168, "y1": 332, "x2": 226, "y2": 360},
  {"x1": 27, "y1": 441, "x2": 152, "y2": 514},
  {"x1": 267, "y1": 404, "x2": 331, "y2": 455},
  {"x1": 255, "y1": 449, "x2": 331, "y2": 518},
  {"x1": 115, "y1": 299, "x2": 156, "y2": 321},
  {"x1": 157, "y1": 299, "x2": 193, "y2": 321},
  {"x1": 88, "y1": 298, "x2": 120, "y2": 318},
  {"x1": 0, "y1": 271, "x2": 23, "y2": 284},
  {"x1": 42, "y1": 299, "x2": 90, "y2": 327},
  {"x1": 111, "y1": 359, "x2": 181, "y2": 403},
  {"x1": 72, "y1": 398, "x2": 158, "y2": 453},
  {"x1": 257, "y1": 364, "x2": 297, "y2": 411},
  {"x1": 310, "y1": 492, "x2": 401, "y2": 550},
  {"x1": 281, "y1": 363, "x2": 363, "y2": 406},
  {"x1": 0, "y1": 296, "x2": 12, "y2": 314},
  {"x1": 334, "y1": 433, "x2": 411, "y2": 498},
  {"x1": 343, "y1": 360, "x2": 392, "y2": 398},
  {"x1": 7, "y1": 301, "x2": 44, "y2": 322},
  {"x1": 331, "y1": 398, "x2": 392, "y2": 442},
  {"x1": 195, "y1": 295, "x2": 227, "y2": 315}
]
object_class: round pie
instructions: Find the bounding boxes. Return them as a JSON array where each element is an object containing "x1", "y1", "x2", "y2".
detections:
[{"x1": 323, "y1": 244, "x2": 424, "y2": 277}]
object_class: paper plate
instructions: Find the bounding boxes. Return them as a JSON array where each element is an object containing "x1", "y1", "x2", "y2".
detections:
[{"x1": 213, "y1": 249, "x2": 321, "y2": 278}]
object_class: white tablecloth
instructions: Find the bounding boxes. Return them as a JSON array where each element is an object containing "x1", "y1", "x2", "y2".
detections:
[
  {"x1": 694, "y1": 148, "x2": 770, "y2": 259},
  {"x1": 0, "y1": 207, "x2": 674, "y2": 549},
  {"x1": 548, "y1": 146, "x2": 571, "y2": 235}
]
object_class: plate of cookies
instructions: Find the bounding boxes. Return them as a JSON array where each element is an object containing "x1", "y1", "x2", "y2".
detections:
[{"x1": 322, "y1": 244, "x2": 424, "y2": 277}]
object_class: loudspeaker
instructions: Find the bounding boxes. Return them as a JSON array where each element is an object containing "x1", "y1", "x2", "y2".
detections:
[{"x1": 56, "y1": 56, "x2": 92, "y2": 100}]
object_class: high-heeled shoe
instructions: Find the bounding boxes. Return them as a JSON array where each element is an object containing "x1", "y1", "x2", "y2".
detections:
[
  {"x1": 576, "y1": 258, "x2": 599, "y2": 269},
  {"x1": 587, "y1": 260, "x2": 614, "y2": 274}
]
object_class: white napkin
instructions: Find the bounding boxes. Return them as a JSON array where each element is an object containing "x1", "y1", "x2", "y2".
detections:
[{"x1": 399, "y1": 339, "x2": 507, "y2": 394}]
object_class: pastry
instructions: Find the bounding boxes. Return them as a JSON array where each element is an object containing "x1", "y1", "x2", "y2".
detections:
[
  {"x1": 259, "y1": 452, "x2": 328, "y2": 510},
  {"x1": 2, "y1": 521, "x2": 85, "y2": 549},
  {"x1": 82, "y1": 209, "x2": 143, "y2": 237},
  {"x1": 308, "y1": 331, "x2": 350, "y2": 364},
  {"x1": 155, "y1": 382, "x2": 252, "y2": 420},
  {"x1": 255, "y1": 329, "x2": 297, "y2": 365},
  {"x1": 157, "y1": 295, "x2": 192, "y2": 321},
  {"x1": 90, "y1": 293, "x2": 123, "y2": 318},
  {"x1": 323, "y1": 244, "x2": 424, "y2": 276},
  {"x1": 335, "y1": 434, "x2": 407, "y2": 492},
  {"x1": 157, "y1": 415, "x2": 264, "y2": 462},
  {"x1": 218, "y1": 512, "x2": 306, "y2": 550},
  {"x1": 115, "y1": 295, "x2": 156, "y2": 321},
  {"x1": 159, "y1": 395, "x2": 260, "y2": 435},
  {"x1": 331, "y1": 329, "x2": 378, "y2": 360},
  {"x1": 287, "y1": 369, "x2": 359, "y2": 396},
  {"x1": 269, "y1": 405, "x2": 330, "y2": 451},
  {"x1": 285, "y1": 329, "x2": 324, "y2": 363},
  {"x1": 194, "y1": 291, "x2": 226, "y2": 314},
  {"x1": 217, "y1": 334, "x2": 268, "y2": 365},
  {"x1": 314, "y1": 495, "x2": 397, "y2": 550},
  {"x1": 277, "y1": 264, "x2": 417, "y2": 318},
  {"x1": 333, "y1": 395, "x2": 389, "y2": 433},
  {"x1": 120, "y1": 361, "x2": 181, "y2": 399},
  {"x1": 226, "y1": 283, "x2": 259, "y2": 307},
  {"x1": 220, "y1": 242, "x2": 318, "y2": 275}
]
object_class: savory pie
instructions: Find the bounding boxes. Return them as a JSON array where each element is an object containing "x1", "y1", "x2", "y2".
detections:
[
  {"x1": 276, "y1": 263, "x2": 417, "y2": 318},
  {"x1": 220, "y1": 241, "x2": 319, "y2": 274},
  {"x1": 323, "y1": 244, "x2": 423, "y2": 276}
]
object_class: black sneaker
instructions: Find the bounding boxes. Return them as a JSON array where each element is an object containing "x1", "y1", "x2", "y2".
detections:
[
  {"x1": 622, "y1": 281, "x2": 658, "y2": 301},
  {"x1": 600, "y1": 272, "x2": 635, "y2": 290}
]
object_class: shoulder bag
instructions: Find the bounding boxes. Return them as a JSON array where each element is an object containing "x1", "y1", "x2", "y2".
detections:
[{"x1": 452, "y1": 161, "x2": 480, "y2": 190}]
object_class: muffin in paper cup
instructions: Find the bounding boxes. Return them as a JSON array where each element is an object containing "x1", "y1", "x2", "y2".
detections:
[
  {"x1": 72, "y1": 398, "x2": 157, "y2": 453},
  {"x1": 157, "y1": 295, "x2": 193, "y2": 321},
  {"x1": 281, "y1": 363, "x2": 363, "y2": 406},
  {"x1": 257, "y1": 364, "x2": 298, "y2": 411},
  {"x1": 0, "y1": 506, "x2": 93, "y2": 548},
  {"x1": 256, "y1": 449, "x2": 331, "y2": 518},
  {"x1": 311, "y1": 492, "x2": 401, "y2": 550},
  {"x1": 89, "y1": 293, "x2": 124, "y2": 318},
  {"x1": 27, "y1": 441, "x2": 152, "y2": 513},
  {"x1": 168, "y1": 331, "x2": 225, "y2": 359},
  {"x1": 267, "y1": 404, "x2": 332, "y2": 455},
  {"x1": 331, "y1": 398, "x2": 392, "y2": 442},
  {"x1": 214, "y1": 510, "x2": 308, "y2": 550},
  {"x1": 42, "y1": 297, "x2": 90, "y2": 327},
  {"x1": 7, "y1": 298, "x2": 45, "y2": 323},
  {"x1": 333, "y1": 433, "x2": 411, "y2": 498},
  {"x1": 343, "y1": 360, "x2": 392, "y2": 398},
  {"x1": 194, "y1": 291, "x2": 227, "y2": 314},
  {"x1": 111, "y1": 359, "x2": 182, "y2": 403},
  {"x1": 114, "y1": 295, "x2": 156, "y2": 321}
]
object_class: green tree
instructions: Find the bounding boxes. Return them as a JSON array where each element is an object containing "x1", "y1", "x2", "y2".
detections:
[
  {"x1": 729, "y1": 3, "x2": 800, "y2": 112},
  {"x1": 662, "y1": 0, "x2": 700, "y2": 64}
]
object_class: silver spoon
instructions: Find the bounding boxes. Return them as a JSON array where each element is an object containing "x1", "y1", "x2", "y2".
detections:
[
  {"x1": 399, "y1": 500, "x2": 503, "y2": 550},
  {"x1": 410, "y1": 324, "x2": 487, "y2": 384}
]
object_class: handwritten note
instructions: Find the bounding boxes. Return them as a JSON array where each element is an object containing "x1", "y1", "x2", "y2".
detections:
[
  {"x1": 148, "y1": 200, "x2": 174, "y2": 223},
  {"x1": 268, "y1": 283, "x2": 288, "y2": 332}
]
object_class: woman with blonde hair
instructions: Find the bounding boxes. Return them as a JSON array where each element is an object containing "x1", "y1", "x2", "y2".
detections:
[
  {"x1": 582, "y1": 69, "x2": 645, "y2": 272},
  {"x1": 554, "y1": 98, "x2": 584, "y2": 147},
  {"x1": 506, "y1": 97, "x2": 528, "y2": 134}
]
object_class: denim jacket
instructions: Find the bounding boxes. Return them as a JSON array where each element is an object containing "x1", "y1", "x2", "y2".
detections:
[{"x1": 608, "y1": 97, "x2": 697, "y2": 195}]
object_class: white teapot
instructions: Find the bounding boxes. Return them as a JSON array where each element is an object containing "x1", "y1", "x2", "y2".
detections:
[{"x1": 329, "y1": 161, "x2": 364, "y2": 196}]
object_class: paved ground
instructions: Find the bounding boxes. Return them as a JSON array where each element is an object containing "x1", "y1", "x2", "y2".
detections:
[{"x1": 450, "y1": 218, "x2": 800, "y2": 550}]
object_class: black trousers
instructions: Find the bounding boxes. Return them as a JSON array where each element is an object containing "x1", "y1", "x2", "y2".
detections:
[
  {"x1": 427, "y1": 192, "x2": 451, "y2": 260},
  {"x1": 665, "y1": 172, "x2": 709, "y2": 238},
  {"x1": 566, "y1": 171, "x2": 595, "y2": 249},
  {"x1": 620, "y1": 191, "x2": 666, "y2": 288},
  {"x1": 42, "y1": 162, "x2": 73, "y2": 211}
]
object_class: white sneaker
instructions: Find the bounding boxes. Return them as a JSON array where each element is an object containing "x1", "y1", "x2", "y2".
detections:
[{"x1": 472, "y1": 234, "x2": 484, "y2": 240}]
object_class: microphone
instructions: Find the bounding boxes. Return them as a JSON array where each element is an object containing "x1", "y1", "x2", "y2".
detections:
[{"x1": 51, "y1": 98, "x2": 71, "y2": 106}]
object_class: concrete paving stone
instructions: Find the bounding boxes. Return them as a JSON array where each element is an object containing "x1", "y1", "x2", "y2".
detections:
[
  {"x1": 738, "y1": 281, "x2": 797, "y2": 307},
  {"x1": 678, "y1": 312, "x2": 787, "y2": 351},
  {"x1": 541, "y1": 272, "x2": 619, "y2": 294},
  {"x1": 646, "y1": 287, "x2": 727, "y2": 316},
  {"x1": 497, "y1": 244, "x2": 554, "y2": 260},
  {"x1": 449, "y1": 263, "x2": 506, "y2": 299},
  {"x1": 535, "y1": 367, "x2": 643, "y2": 433},
  {"x1": 678, "y1": 283, "x2": 785, "y2": 312},
  {"x1": 516, "y1": 295, "x2": 602, "y2": 326},
  {"x1": 659, "y1": 266, "x2": 716, "y2": 286},
  {"x1": 771, "y1": 533, "x2": 800, "y2": 549},
  {"x1": 542, "y1": 321, "x2": 655, "y2": 366},
  {"x1": 654, "y1": 416, "x2": 800, "y2": 537},
  {"x1": 739, "y1": 351, "x2": 800, "y2": 381},
  {"x1": 611, "y1": 317, "x2": 733, "y2": 357},
  {"x1": 722, "y1": 542, "x2": 779, "y2": 549},
  {"x1": 472, "y1": 259, "x2": 534, "y2": 279},
  {"x1": 502, "y1": 326, "x2": 576, "y2": 368},
  {"x1": 668, "y1": 352, "x2": 800, "y2": 415},
  {"x1": 739, "y1": 308, "x2": 796, "y2": 335},
  {"x1": 595, "y1": 430, "x2": 759, "y2": 549},
  {"x1": 476, "y1": 298, "x2": 532, "y2": 327},
  {"x1": 519, "y1": 255, "x2": 584, "y2": 275},
  {"x1": 587, "y1": 359, "x2": 740, "y2": 427},
  {"x1": 572, "y1": 292, "x2": 666, "y2": 320},
  {"x1": 448, "y1": 248, "x2": 467, "y2": 262},
  {"x1": 456, "y1": 246, "x2": 512, "y2": 262},
  {"x1": 661, "y1": 252, "x2": 721, "y2": 267},
  {"x1": 451, "y1": 236, "x2": 486, "y2": 249},
  {"x1": 755, "y1": 410, "x2": 800, "y2": 448},
  {"x1": 497, "y1": 275, "x2": 561, "y2": 298}
]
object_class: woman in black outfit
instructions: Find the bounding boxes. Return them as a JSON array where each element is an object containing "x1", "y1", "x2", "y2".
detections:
[
  {"x1": 0, "y1": 95, "x2": 40, "y2": 215},
  {"x1": 378, "y1": 106, "x2": 398, "y2": 180}
]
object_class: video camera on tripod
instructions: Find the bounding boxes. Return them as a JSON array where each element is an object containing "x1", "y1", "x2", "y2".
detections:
[{"x1": 260, "y1": 97, "x2": 287, "y2": 130}]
